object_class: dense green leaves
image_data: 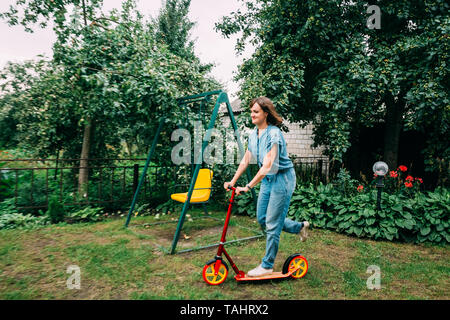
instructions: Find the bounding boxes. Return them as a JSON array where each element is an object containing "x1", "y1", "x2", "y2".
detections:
[
  {"x1": 287, "y1": 182, "x2": 449, "y2": 244},
  {"x1": 0, "y1": 0, "x2": 222, "y2": 161},
  {"x1": 0, "y1": 0, "x2": 103, "y2": 33},
  {"x1": 215, "y1": 0, "x2": 449, "y2": 174}
]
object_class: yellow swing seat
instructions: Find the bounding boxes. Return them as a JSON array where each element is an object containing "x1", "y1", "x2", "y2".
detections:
[{"x1": 170, "y1": 169, "x2": 213, "y2": 203}]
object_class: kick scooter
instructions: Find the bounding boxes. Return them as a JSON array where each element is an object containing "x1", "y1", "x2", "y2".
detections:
[{"x1": 202, "y1": 186, "x2": 308, "y2": 285}]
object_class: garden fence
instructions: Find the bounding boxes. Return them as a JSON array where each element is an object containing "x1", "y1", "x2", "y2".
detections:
[{"x1": 0, "y1": 156, "x2": 330, "y2": 212}]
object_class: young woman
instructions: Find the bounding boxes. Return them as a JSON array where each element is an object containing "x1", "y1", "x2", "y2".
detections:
[{"x1": 224, "y1": 96, "x2": 310, "y2": 277}]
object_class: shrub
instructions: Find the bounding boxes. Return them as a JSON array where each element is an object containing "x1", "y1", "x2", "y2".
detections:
[
  {"x1": 67, "y1": 206, "x2": 103, "y2": 222},
  {"x1": 46, "y1": 196, "x2": 66, "y2": 224},
  {"x1": 155, "y1": 199, "x2": 178, "y2": 215},
  {"x1": 234, "y1": 184, "x2": 259, "y2": 217},
  {"x1": 0, "y1": 197, "x2": 18, "y2": 215},
  {"x1": 0, "y1": 212, "x2": 49, "y2": 230},
  {"x1": 333, "y1": 167, "x2": 361, "y2": 196},
  {"x1": 0, "y1": 198, "x2": 49, "y2": 229},
  {"x1": 287, "y1": 182, "x2": 449, "y2": 245}
]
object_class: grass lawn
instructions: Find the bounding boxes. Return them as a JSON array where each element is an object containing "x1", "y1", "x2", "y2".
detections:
[{"x1": 0, "y1": 207, "x2": 449, "y2": 300}]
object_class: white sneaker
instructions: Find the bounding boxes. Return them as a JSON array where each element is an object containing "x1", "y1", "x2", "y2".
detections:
[
  {"x1": 247, "y1": 264, "x2": 273, "y2": 277},
  {"x1": 299, "y1": 221, "x2": 310, "y2": 242}
]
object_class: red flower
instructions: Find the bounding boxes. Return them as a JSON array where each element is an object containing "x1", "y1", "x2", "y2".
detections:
[
  {"x1": 389, "y1": 171, "x2": 398, "y2": 178},
  {"x1": 415, "y1": 177, "x2": 423, "y2": 184},
  {"x1": 357, "y1": 185, "x2": 364, "y2": 192},
  {"x1": 398, "y1": 165, "x2": 407, "y2": 172},
  {"x1": 405, "y1": 175, "x2": 414, "y2": 182},
  {"x1": 404, "y1": 181, "x2": 413, "y2": 188},
  {"x1": 373, "y1": 173, "x2": 378, "y2": 178}
]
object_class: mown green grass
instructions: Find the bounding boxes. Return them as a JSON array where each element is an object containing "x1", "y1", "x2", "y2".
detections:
[{"x1": 0, "y1": 208, "x2": 448, "y2": 300}]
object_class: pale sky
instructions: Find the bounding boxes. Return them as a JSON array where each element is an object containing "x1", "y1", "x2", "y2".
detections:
[{"x1": 0, "y1": 0, "x2": 255, "y2": 100}]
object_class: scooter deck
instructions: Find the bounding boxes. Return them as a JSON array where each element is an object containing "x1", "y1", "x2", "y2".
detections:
[{"x1": 235, "y1": 271, "x2": 293, "y2": 281}]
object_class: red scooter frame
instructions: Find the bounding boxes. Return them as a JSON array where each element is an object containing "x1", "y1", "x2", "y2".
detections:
[{"x1": 202, "y1": 186, "x2": 308, "y2": 285}]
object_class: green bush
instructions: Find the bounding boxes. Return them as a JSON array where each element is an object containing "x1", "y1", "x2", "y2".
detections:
[
  {"x1": 287, "y1": 182, "x2": 449, "y2": 245},
  {"x1": 155, "y1": 200, "x2": 178, "y2": 215},
  {"x1": 0, "y1": 197, "x2": 18, "y2": 215},
  {"x1": 46, "y1": 196, "x2": 66, "y2": 224},
  {"x1": 0, "y1": 212, "x2": 49, "y2": 230},
  {"x1": 0, "y1": 198, "x2": 49, "y2": 229},
  {"x1": 234, "y1": 184, "x2": 259, "y2": 217},
  {"x1": 0, "y1": 169, "x2": 14, "y2": 201},
  {"x1": 333, "y1": 167, "x2": 361, "y2": 196},
  {"x1": 67, "y1": 206, "x2": 103, "y2": 223}
]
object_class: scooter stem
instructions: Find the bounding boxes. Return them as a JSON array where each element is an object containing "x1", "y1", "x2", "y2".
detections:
[
  {"x1": 215, "y1": 186, "x2": 242, "y2": 276},
  {"x1": 220, "y1": 186, "x2": 236, "y2": 244}
]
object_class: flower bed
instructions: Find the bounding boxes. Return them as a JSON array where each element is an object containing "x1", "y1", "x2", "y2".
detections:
[{"x1": 286, "y1": 165, "x2": 449, "y2": 244}]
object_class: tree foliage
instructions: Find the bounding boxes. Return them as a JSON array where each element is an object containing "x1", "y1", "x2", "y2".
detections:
[
  {"x1": 215, "y1": 0, "x2": 449, "y2": 181},
  {"x1": 0, "y1": 0, "x2": 222, "y2": 163}
]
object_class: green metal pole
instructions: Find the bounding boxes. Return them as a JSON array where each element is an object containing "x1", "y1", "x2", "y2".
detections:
[
  {"x1": 176, "y1": 90, "x2": 223, "y2": 103},
  {"x1": 176, "y1": 234, "x2": 264, "y2": 254},
  {"x1": 170, "y1": 91, "x2": 225, "y2": 254},
  {"x1": 124, "y1": 116, "x2": 166, "y2": 227}
]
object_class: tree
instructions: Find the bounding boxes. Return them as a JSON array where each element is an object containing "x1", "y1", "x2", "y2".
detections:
[
  {"x1": 153, "y1": 0, "x2": 216, "y2": 81},
  {"x1": 1, "y1": 0, "x2": 222, "y2": 197},
  {"x1": 215, "y1": 0, "x2": 449, "y2": 183},
  {"x1": 155, "y1": 1, "x2": 192, "y2": 58}
]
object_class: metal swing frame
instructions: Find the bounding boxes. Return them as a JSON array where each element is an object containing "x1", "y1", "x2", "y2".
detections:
[{"x1": 124, "y1": 90, "x2": 264, "y2": 254}]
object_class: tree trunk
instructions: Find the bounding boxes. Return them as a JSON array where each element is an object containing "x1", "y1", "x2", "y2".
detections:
[
  {"x1": 383, "y1": 93, "x2": 405, "y2": 172},
  {"x1": 78, "y1": 0, "x2": 91, "y2": 198},
  {"x1": 78, "y1": 116, "x2": 93, "y2": 197}
]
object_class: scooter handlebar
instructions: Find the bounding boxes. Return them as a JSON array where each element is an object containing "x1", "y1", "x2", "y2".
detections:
[{"x1": 227, "y1": 185, "x2": 236, "y2": 191}]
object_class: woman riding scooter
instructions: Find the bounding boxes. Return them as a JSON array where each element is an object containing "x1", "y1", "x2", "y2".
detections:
[{"x1": 224, "y1": 96, "x2": 310, "y2": 277}]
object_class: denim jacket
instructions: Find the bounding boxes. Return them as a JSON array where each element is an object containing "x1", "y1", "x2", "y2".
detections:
[{"x1": 247, "y1": 124, "x2": 293, "y2": 176}]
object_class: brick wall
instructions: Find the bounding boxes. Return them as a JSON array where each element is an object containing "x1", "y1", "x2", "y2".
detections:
[{"x1": 284, "y1": 122, "x2": 325, "y2": 158}]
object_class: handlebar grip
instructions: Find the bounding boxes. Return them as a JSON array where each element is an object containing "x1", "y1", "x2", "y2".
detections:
[{"x1": 227, "y1": 185, "x2": 236, "y2": 191}]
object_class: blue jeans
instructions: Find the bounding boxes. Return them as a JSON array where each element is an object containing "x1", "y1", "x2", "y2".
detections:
[{"x1": 257, "y1": 167, "x2": 303, "y2": 269}]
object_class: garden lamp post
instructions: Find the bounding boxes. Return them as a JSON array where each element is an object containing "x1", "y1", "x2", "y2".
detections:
[{"x1": 372, "y1": 161, "x2": 389, "y2": 211}]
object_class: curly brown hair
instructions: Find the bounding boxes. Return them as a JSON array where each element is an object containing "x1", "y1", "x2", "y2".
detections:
[{"x1": 249, "y1": 96, "x2": 283, "y2": 127}]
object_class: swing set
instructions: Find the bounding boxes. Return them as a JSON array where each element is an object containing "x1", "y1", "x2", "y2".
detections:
[{"x1": 124, "y1": 90, "x2": 265, "y2": 254}]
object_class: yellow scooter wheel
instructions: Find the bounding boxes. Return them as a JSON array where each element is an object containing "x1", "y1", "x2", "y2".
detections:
[
  {"x1": 202, "y1": 259, "x2": 229, "y2": 285},
  {"x1": 283, "y1": 254, "x2": 308, "y2": 279}
]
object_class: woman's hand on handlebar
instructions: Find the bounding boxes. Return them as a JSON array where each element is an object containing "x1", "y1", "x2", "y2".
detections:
[
  {"x1": 224, "y1": 182, "x2": 249, "y2": 195},
  {"x1": 235, "y1": 186, "x2": 249, "y2": 196},
  {"x1": 224, "y1": 181, "x2": 234, "y2": 190}
]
